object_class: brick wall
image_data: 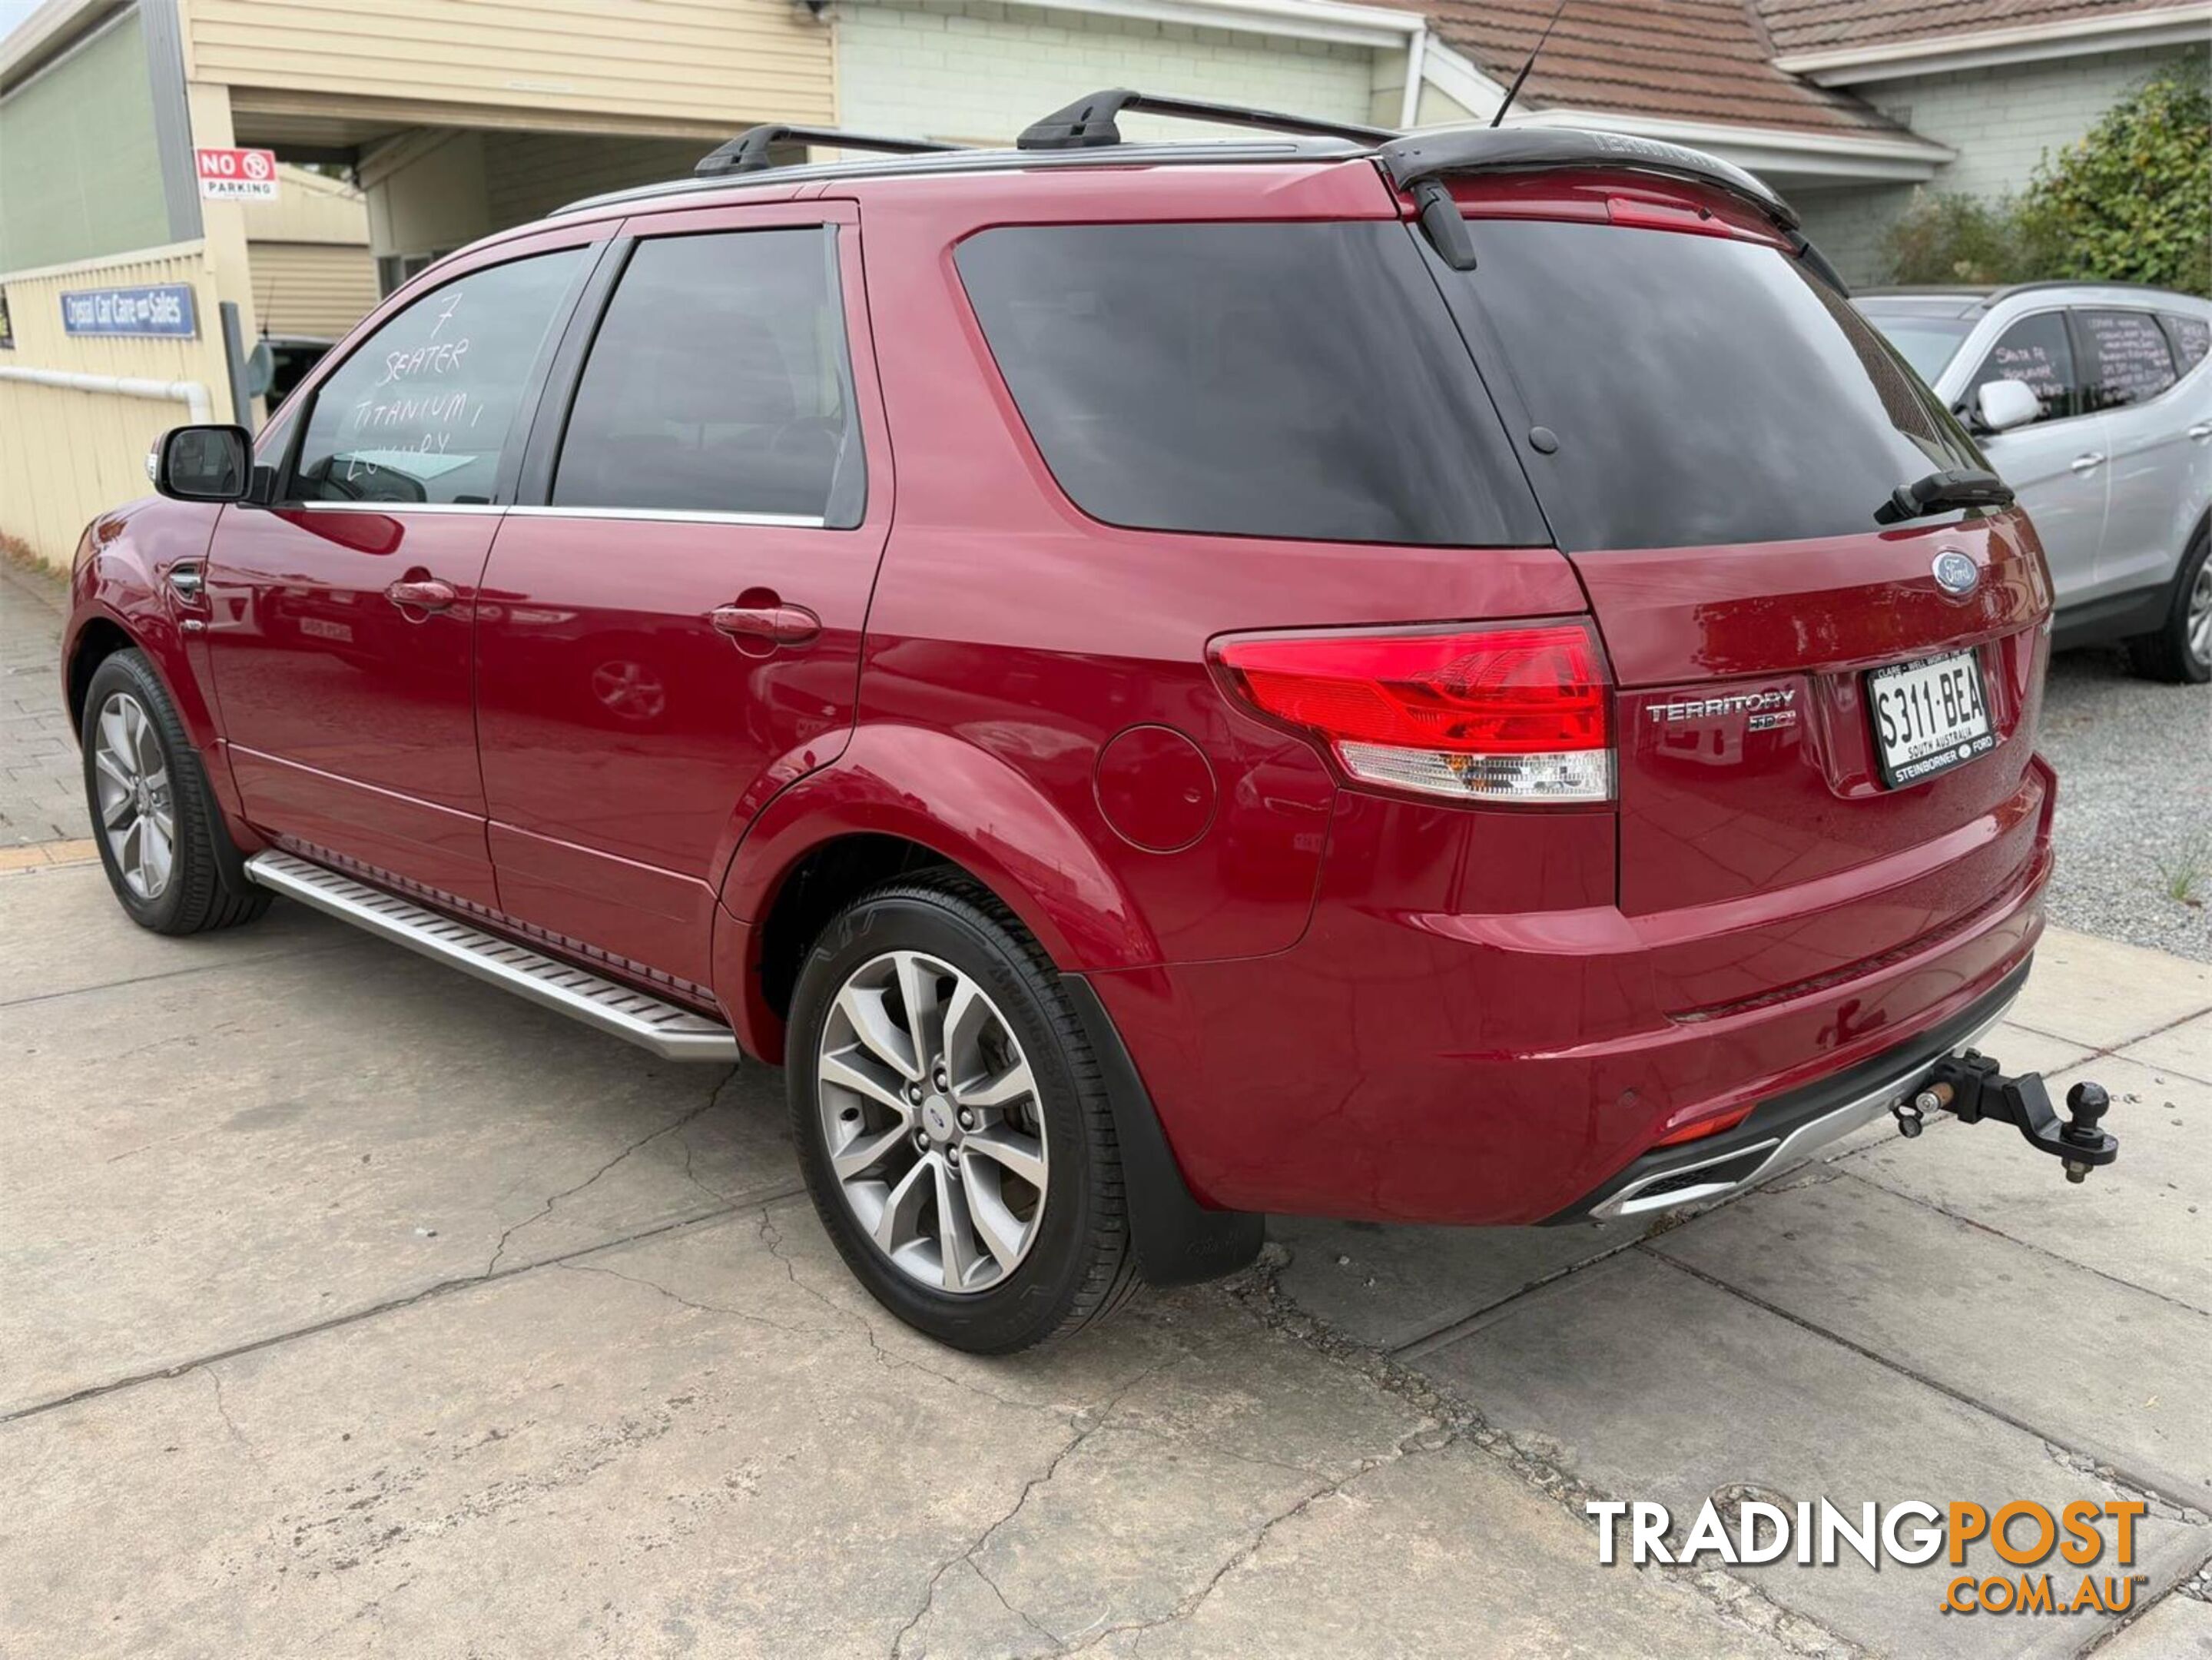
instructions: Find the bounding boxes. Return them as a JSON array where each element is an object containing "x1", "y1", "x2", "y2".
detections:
[
  {"x1": 1794, "y1": 43, "x2": 2209, "y2": 287},
  {"x1": 834, "y1": 0, "x2": 1383, "y2": 144}
]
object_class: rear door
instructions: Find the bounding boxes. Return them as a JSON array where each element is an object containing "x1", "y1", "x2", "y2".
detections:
[
  {"x1": 1423, "y1": 184, "x2": 2051, "y2": 1012},
  {"x1": 472, "y1": 202, "x2": 889, "y2": 990},
  {"x1": 2074, "y1": 308, "x2": 2186, "y2": 598},
  {"x1": 1960, "y1": 310, "x2": 2110, "y2": 608}
]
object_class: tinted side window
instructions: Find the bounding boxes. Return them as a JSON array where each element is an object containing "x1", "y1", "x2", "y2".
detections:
[
  {"x1": 1962, "y1": 314, "x2": 2074, "y2": 424},
  {"x1": 2079, "y1": 310, "x2": 2177, "y2": 410},
  {"x1": 293, "y1": 250, "x2": 584, "y2": 505},
  {"x1": 552, "y1": 228, "x2": 861, "y2": 524},
  {"x1": 2161, "y1": 311, "x2": 2210, "y2": 374},
  {"x1": 954, "y1": 224, "x2": 1544, "y2": 547}
]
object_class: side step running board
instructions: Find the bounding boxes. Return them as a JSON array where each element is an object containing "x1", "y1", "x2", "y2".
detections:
[{"x1": 244, "y1": 851, "x2": 741, "y2": 1062}]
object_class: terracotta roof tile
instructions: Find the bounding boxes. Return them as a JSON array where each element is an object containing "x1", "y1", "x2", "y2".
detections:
[
  {"x1": 1753, "y1": 0, "x2": 2192, "y2": 57},
  {"x1": 1416, "y1": 0, "x2": 1909, "y2": 135}
]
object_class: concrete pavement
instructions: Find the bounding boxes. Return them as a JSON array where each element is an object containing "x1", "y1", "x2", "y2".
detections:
[{"x1": 5, "y1": 852, "x2": 2210, "y2": 1658}]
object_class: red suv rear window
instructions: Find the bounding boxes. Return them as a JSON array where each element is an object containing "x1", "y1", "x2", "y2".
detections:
[{"x1": 955, "y1": 222, "x2": 1547, "y2": 548}]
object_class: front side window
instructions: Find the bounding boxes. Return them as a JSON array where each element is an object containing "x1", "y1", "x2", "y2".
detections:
[
  {"x1": 292, "y1": 249, "x2": 585, "y2": 505},
  {"x1": 1963, "y1": 314, "x2": 2076, "y2": 426},
  {"x1": 2078, "y1": 310, "x2": 2177, "y2": 411},
  {"x1": 2159, "y1": 311, "x2": 2210, "y2": 375},
  {"x1": 552, "y1": 227, "x2": 862, "y2": 524},
  {"x1": 1428, "y1": 220, "x2": 1983, "y2": 551},
  {"x1": 954, "y1": 223, "x2": 1545, "y2": 547}
]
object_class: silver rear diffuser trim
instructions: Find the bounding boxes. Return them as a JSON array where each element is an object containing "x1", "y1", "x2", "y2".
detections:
[
  {"x1": 245, "y1": 851, "x2": 741, "y2": 1062},
  {"x1": 1590, "y1": 991, "x2": 2020, "y2": 1220}
]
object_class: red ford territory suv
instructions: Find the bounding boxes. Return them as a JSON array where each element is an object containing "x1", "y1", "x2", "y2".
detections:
[{"x1": 67, "y1": 100, "x2": 2098, "y2": 1351}]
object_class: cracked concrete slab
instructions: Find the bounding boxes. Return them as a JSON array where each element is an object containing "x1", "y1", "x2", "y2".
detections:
[
  {"x1": 1408, "y1": 1250, "x2": 2212, "y2": 1660},
  {"x1": 1079, "y1": 1438, "x2": 1793, "y2": 1659},
  {"x1": 1268, "y1": 1215, "x2": 1647, "y2": 1353},
  {"x1": 2099, "y1": 1592, "x2": 2212, "y2": 1658},
  {"x1": 2128, "y1": 1010, "x2": 2212, "y2": 1088},
  {"x1": 1651, "y1": 1174, "x2": 2212, "y2": 1511},
  {"x1": 1, "y1": 915, "x2": 798, "y2": 1416},
  {"x1": 2005, "y1": 928, "x2": 2212, "y2": 1051},
  {"x1": 0, "y1": 861, "x2": 349, "y2": 1006},
  {"x1": 1846, "y1": 1053, "x2": 2210, "y2": 1315}
]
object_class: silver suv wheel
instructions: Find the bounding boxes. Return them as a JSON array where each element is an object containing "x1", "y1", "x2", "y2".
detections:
[
  {"x1": 2188, "y1": 559, "x2": 2210, "y2": 671},
  {"x1": 91, "y1": 691, "x2": 175, "y2": 901},
  {"x1": 816, "y1": 949, "x2": 1050, "y2": 1294}
]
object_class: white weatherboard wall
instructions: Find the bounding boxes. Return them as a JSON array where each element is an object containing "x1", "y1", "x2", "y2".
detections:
[
  {"x1": 836, "y1": 0, "x2": 1381, "y2": 144},
  {"x1": 1792, "y1": 43, "x2": 2209, "y2": 286}
]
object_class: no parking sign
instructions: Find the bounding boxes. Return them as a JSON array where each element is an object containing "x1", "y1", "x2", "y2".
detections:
[{"x1": 194, "y1": 147, "x2": 279, "y2": 201}]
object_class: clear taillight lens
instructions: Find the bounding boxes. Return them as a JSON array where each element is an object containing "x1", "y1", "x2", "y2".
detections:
[{"x1": 1212, "y1": 621, "x2": 1614, "y2": 804}]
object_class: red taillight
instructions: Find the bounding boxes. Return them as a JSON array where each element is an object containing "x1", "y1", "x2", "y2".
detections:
[
  {"x1": 1212, "y1": 621, "x2": 1614, "y2": 804},
  {"x1": 1654, "y1": 1103, "x2": 1756, "y2": 1146}
]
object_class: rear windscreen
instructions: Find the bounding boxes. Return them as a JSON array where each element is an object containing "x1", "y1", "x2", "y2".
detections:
[
  {"x1": 1429, "y1": 221, "x2": 1987, "y2": 552},
  {"x1": 955, "y1": 223, "x2": 1547, "y2": 547}
]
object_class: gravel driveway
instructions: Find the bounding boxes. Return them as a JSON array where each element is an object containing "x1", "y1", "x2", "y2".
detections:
[{"x1": 2038, "y1": 646, "x2": 2212, "y2": 961}]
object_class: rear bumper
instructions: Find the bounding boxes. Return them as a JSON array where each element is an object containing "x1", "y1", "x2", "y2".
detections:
[
  {"x1": 1544, "y1": 958, "x2": 2026, "y2": 1223},
  {"x1": 1088, "y1": 769, "x2": 2053, "y2": 1227}
]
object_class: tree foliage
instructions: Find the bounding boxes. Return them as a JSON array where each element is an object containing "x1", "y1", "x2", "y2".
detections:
[{"x1": 1878, "y1": 73, "x2": 2211, "y2": 296}]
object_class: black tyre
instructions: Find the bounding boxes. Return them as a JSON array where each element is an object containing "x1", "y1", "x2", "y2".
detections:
[
  {"x1": 80, "y1": 649, "x2": 271, "y2": 935},
  {"x1": 786, "y1": 874, "x2": 1139, "y2": 1353},
  {"x1": 2124, "y1": 524, "x2": 2211, "y2": 685}
]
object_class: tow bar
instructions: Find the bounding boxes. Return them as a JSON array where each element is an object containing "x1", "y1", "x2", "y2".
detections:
[{"x1": 1891, "y1": 1051, "x2": 2120, "y2": 1184}]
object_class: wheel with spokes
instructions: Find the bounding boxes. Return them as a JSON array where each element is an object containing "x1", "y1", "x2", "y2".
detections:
[
  {"x1": 79, "y1": 649, "x2": 270, "y2": 935},
  {"x1": 787, "y1": 875, "x2": 1139, "y2": 1351},
  {"x1": 2126, "y1": 524, "x2": 2211, "y2": 685}
]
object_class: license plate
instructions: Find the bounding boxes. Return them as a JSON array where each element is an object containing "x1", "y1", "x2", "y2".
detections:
[{"x1": 1866, "y1": 649, "x2": 1995, "y2": 788}]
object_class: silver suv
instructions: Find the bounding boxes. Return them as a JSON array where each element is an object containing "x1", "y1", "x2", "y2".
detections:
[{"x1": 1860, "y1": 282, "x2": 2212, "y2": 683}]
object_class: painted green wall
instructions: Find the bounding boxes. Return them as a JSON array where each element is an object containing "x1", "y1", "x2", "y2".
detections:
[{"x1": 0, "y1": 12, "x2": 170, "y2": 274}]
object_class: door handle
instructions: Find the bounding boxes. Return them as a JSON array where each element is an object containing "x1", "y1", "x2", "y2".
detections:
[
  {"x1": 2069, "y1": 452, "x2": 2106, "y2": 473},
  {"x1": 709, "y1": 602, "x2": 821, "y2": 652},
  {"x1": 386, "y1": 577, "x2": 458, "y2": 614},
  {"x1": 166, "y1": 559, "x2": 205, "y2": 602},
  {"x1": 2188, "y1": 423, "x2": 2212, "y2": 442}
]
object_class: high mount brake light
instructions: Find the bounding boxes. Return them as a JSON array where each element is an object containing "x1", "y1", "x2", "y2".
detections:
[{"x1": 1212, "y1": 622, "x2": 1614, "y2": 805}]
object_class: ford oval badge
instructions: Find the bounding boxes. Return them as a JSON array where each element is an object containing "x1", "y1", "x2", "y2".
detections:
[{"x1": 1932, "y1": 549, "x2": 1980, "y2": 599}]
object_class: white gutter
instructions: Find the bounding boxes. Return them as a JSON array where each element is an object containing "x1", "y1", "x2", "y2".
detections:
[
  {"x1": 0, "y1": 366, "x2": 213, "y2": 424},
  {"x1": 1776, "y1": 4, "x2": 2212, "y2": 87}
]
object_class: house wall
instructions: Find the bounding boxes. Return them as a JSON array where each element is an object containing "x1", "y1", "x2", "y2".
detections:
[
  {"x1": 0, "y1": 10, "x2": 171, "y2": 274},
  {"x1": 835, "y1": 0, "x2": 1381, "y2": 144},
  {"x1": 179, "y1": 0, "x2": 836, "y2": 131},
  {"x1": 242, "y1": 164, "x2": 377, "y2": 337},
  {"x1": 1792, "y1": 43, "x2": 2210, "y2": 287},
  {"x1": 0, "y1": 242, "x2": 235, "y2": 568}
]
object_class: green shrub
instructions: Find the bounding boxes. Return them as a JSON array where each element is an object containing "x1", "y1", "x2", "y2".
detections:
[
  {"x1": 1875, "y1": 72, "x2": 2211, "y2": 296},
  {"x1": 2016, "y1": 73, "x2": 2211, "y2": 296}
]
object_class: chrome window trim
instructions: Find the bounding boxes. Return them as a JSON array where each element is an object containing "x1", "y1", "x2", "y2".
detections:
[
  {"x1": 276, "y1": 500, "x2": 506, "y2": 516},
  {"x1": 506, "y1": 505, "x2": 827, "y2": 530}
]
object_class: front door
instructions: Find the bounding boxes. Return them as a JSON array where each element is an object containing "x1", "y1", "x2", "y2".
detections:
[
  {"x1": 1963, "y1": 309, "x2": 2110, "y2": 608},
  {"x1": 473, "y1": 207, "x2": 890, "y2": 990},
  {"x1": 204, "y1": 234, "x2": 599, "y2": 905}
]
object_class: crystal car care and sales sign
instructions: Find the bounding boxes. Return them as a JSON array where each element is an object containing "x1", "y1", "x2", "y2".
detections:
[
  {"x1": 194, "y1": 146, "x2": 278, "y2": 201},
  {"x1": 59, "y1": 284, "x2": 197, "y2": 338}
]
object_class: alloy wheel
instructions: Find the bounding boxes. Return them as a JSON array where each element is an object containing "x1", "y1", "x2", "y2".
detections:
[
  {"x1": 2189, "y1": 559, "x2": 2211, "y2": 670},
  {"x1": 91, "y1": 692, "x2": 175, "y2": 901},
  {"x1": 816, "y1": 950, "x2": 1049, "y2": 1294}
]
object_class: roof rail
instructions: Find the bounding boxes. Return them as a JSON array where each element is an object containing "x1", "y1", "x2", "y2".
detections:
[
  {"x1": 1017, "y1": 88, "x2": 1397, "y2": 152},
  {"x1": 695, "y1": 124, "x2": 963, "y2": 178}
]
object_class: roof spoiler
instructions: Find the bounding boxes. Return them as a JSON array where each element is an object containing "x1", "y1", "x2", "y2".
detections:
[{"x1": 1376, "y1": 128, "x2": 1847, "y2": 294}]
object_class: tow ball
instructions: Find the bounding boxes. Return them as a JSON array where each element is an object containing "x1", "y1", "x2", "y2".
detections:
[{"x1": 1889, "y1": 1051, "x2": 2119, "y2": 1184}]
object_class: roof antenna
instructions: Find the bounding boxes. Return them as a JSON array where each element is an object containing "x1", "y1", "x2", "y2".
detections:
[{"x1": 1491, "y1": 0, "x2": 1570, "y2": 128}]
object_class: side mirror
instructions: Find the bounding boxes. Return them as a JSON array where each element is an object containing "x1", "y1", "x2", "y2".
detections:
[
  {"x1": 151, "y1": 424, "x2": 253, "y2": 503},
  {"x1": 1975, "y1": 378, "x2": 2041, "y2": 435}
]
